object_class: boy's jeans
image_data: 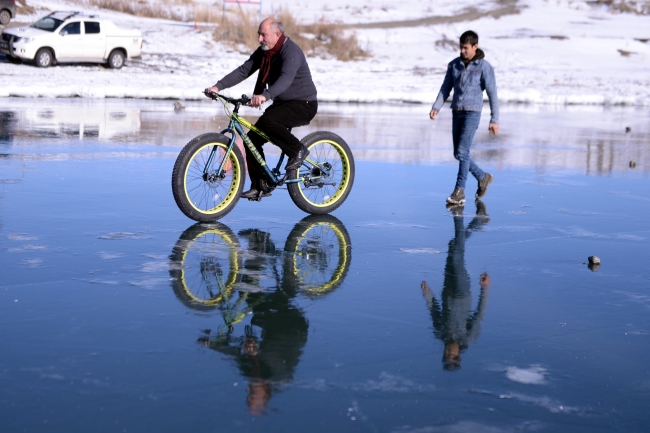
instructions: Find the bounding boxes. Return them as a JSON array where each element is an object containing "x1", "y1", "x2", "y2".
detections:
[{"x1": 452, "y1": 110, "x2": 485, "y2": 190}]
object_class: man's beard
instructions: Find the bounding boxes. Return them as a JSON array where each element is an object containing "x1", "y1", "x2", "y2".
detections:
[{"x1": 260, "y1": 42, "x2": 269, "y2": 51}]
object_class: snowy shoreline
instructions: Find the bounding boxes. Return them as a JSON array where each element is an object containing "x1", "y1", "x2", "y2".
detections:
[
  {"x1": 1, "y1": 0, "x2": 649, "y2": 106},
  {"x1": 1, "y1": 86, "x2": 647, "y2": 107}
]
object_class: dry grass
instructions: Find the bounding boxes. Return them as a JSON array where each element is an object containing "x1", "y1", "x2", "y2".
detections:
[
  {"x1": 617, "y1": 48, "x2": 636, "y2": 56},
  {"x1": 192, "y1": 4, "x2": 222, "y2": 23},
  {"x1": 594, "y1": 0, "x2": 650, "y2": 15},
  {"x1": 72, "y1": 0, "x2": 186, "y2": 21},
  {"x1": 71, "y1": 0, "x2": 222, "y2": 22},
  {"x1": 70, "y1": 1, "x2": 368, "y2": 61},
  {"x1": 213, "y1": 7, "x2": 259, "y2": 50},
  {"x1": 214, "y1": 8, "x2": 368, "y2": 61},
  {"x1": 435, "y1": 35, "x2": 457, "y2": 51},
  {"x1": 16, "y1": 0, "x2": 37, "y2": 15},
  {"x1": 289, "y1": 12, "x2": 368, "y2": 61}
]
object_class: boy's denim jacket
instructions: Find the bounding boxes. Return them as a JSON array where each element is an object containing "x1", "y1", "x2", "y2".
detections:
[{"x1": 431, "y1": 50, "x2": 499, "y2": 124}]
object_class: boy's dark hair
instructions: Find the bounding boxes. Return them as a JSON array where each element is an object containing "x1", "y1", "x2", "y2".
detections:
[{"x1": 459, "y1": 30, "x2": 479, "y2": 46}]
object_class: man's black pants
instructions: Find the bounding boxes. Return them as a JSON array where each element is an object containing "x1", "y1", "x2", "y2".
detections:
[{"x1": 247, "y1": 100, "x2": 318, "y2": 189}]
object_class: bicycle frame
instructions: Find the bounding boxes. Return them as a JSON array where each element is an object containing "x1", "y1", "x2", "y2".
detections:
[{"x1": 207, "y1": 95, "x2": 330, "y2": 186}]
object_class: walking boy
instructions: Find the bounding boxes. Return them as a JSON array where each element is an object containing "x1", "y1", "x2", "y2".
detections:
[{"x1": 430, "y1": 30, "x2": 499, "y2": 205}]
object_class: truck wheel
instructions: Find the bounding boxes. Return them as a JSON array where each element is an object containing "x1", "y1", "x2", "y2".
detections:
[
  {"x1": 34, "y1": 48, "x2": 53, "y2": 68},
  {"x1": 107, "y1": 50, "x2": 125, "y2": 69},
  {"x1": 0, "y1": 9, "x2": 11, "y2": 25}
]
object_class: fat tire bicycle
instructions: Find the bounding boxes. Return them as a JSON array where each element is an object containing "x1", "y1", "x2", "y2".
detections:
[{"x1": 171, "y1": 92, "x2": 355, "y2": 222}]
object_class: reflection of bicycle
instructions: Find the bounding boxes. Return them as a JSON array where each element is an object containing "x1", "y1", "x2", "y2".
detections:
[
  {"x1": 169, "y1": 215, "x2": 352, "y2": 319},
  {"x1": 171, "y1": 92, "x2": 356, "y2": 222}
]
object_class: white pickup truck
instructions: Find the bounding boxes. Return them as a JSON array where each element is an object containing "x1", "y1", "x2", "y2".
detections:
[{"x1": 0, "y1": 11, "x2": 142, "y2": 68}]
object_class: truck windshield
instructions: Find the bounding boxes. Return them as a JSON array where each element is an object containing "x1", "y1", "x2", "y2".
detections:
[{"x1": 31, "y1": 17, "x2": 64, "y2": 32}]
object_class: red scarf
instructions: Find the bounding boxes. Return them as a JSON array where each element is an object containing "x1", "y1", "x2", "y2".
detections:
[{"x1": 254, "y1": 34, "x2": 286, "y2": 95}]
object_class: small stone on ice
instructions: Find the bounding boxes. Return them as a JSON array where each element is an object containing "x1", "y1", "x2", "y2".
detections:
[
  {"x1": 625, "y1": 126, "x2": 631, "y2": 133},
  {"x1": 588, "y1": 256, "x2": 601, "y2": 265},
  {"x1": 629, "y1": 161, "x2": 636, "y2": 168}
]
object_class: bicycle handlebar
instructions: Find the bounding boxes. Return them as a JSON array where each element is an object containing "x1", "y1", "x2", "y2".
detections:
[{"x1": 203, "y1": 90, "x2": 251, "y2": 106}]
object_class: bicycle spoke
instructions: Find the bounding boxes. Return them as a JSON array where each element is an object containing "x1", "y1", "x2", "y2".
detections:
[{"x1": 185, "y1": 144, "x2": 238, "y2": 212}]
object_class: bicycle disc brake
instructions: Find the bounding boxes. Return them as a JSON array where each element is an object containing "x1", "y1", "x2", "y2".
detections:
[{"x1": 304, "y1": 162, "x2": 336, "y2": 188}]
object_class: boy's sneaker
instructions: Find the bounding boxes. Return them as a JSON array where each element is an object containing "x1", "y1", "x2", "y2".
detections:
[
  {"x1": 475, "y1": 199, "x2": 490, "y2": 223},
  {"x1": 446, "y1": 187, "x2": 466, "y2": 205},
  {"x1": 476, "y1": 173, "x2": 493, "y2": 199},
  {"x1": 475, "y1": 199, "x2": 488, "y2": 217},
  {"x1": 445, "y1": 203, "x2": 465, "y2": 216}
]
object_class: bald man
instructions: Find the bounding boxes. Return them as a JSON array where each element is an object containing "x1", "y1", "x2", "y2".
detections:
[{"x1": 206, "y1": 18, "x2": 318, "y2": 200}]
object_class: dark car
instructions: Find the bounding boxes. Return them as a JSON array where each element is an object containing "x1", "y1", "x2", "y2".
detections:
[{"x1": 0, "y1": 0, "x2": 16, "y2": 26}]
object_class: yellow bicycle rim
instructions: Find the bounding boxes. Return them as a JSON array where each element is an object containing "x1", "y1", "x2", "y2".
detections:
[
  {"x1": 184, "y1": 142, "x2": 242, "y2": 214},
  {"x1": 178, "y1": 227, "x2": 240, "y2": 306},
  {"x1": 298, "y1": 140, "x2": 351, "y2": 208}
]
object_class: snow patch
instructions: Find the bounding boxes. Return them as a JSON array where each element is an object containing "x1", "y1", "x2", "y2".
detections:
[{"x1": 505, "y1": 366, "x2": 548, "y2": 385}]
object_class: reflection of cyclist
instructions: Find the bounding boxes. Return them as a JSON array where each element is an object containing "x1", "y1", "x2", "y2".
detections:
[
  {"x1": 237, "y1": 229, "x2": 277, "y2": 292},
  {"x1": 420, "y1": 201, "x2": 490, "y2": 370},
  {"x1": 205, "y1": 17, "x2": 318, "y2": 199},
  {"x1": 199, "y1": 228, "x2": 309, "y2": 415}
]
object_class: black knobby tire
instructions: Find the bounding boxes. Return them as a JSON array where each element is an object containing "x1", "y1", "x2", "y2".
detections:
[
  {"x1": 172, "y1": 133, "x2": 246, "y2": 222},
  {"x1": 0, "y1": 10, "x2": 11, "y2": 26},
  {"x1": 169, "y1": 223, "x2": 241, "y2": 311},
  {"x1": 34, "y1": 48, "x2": 53, "y2": 68},
  {"x1": 282, "y1": 214, "x2": 352, "y2": 298},
  {"x1": 107, "y1": 49, "x2": 125, "y2": 69},
  {"x1": 287, "y1": 131, "x2": 355, "y2": 215}
]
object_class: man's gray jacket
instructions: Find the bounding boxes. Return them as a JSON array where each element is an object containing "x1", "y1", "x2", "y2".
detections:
[
  {"x1": 215, "y1": 38, "x2": 317, "y2": 103},
  {"x1": 431, "y1": 49, "x2": 499, "y2": 124}
]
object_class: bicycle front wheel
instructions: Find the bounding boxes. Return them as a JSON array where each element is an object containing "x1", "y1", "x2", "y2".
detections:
[
  {"x1": 172, "y1": 133, "x2": 245, "y2": 222},
  {"x1": 287, "y1": 131, "x2": 355, "y2": 215},
  {"x1": 169, "y1": 223, "x2": 241, "y2": 311}
]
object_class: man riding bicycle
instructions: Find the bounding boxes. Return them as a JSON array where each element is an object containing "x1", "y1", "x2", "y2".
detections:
[{"x1": 205, "y1": 17, "x2": 318, "y2": 200}]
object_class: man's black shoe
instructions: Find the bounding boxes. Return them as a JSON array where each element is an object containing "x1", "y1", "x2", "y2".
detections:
[
  {"x1": 446, "y1": 187, "x2": 466, "y2": 205},
  {"x1": 241, "y1": 188, "x2": 272, "y2": 200},
  {"x1": 285, "y1": 145, "x2": 310, "y2": 171},
  {"x1": 476, "y1": 173, "x2": 493, "y2": 199}
]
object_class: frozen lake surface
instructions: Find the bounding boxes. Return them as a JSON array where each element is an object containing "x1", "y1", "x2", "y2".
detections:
[{"x1": 1, "y1": 99, "x2": 649, "y2": 432}]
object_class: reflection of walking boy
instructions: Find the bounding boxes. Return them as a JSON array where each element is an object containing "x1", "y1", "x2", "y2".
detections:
[
  {"x1": 430, "y1": 31, "x2": 499, "y2": 205},
  {"x1": 420, "y1": 201, "x2": 490, "y2": 370}
]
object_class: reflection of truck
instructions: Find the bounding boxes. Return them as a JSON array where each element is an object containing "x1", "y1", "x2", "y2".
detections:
[
  {"x1": 5, "y1": 102, "x2": 142, "y2": 141},
  {"x1": 0, "y1": 11, "x2": 142, "y2": 68}
]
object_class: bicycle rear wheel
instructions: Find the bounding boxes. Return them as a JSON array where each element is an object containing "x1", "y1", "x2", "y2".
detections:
[
  {"x1": 172, "y1": 133, "x2": 245, "y2": 222},
  {"x1": 287, "y1": 131, "x2": 355, "y2": 215},
  {"x1": 283, "y1": 215, "x2": 352, "y2": 298}
]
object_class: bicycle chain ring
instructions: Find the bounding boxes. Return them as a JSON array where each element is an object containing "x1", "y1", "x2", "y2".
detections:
[{"x1": 259, "y1": 177, "x2": 276, "y2": 194}]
